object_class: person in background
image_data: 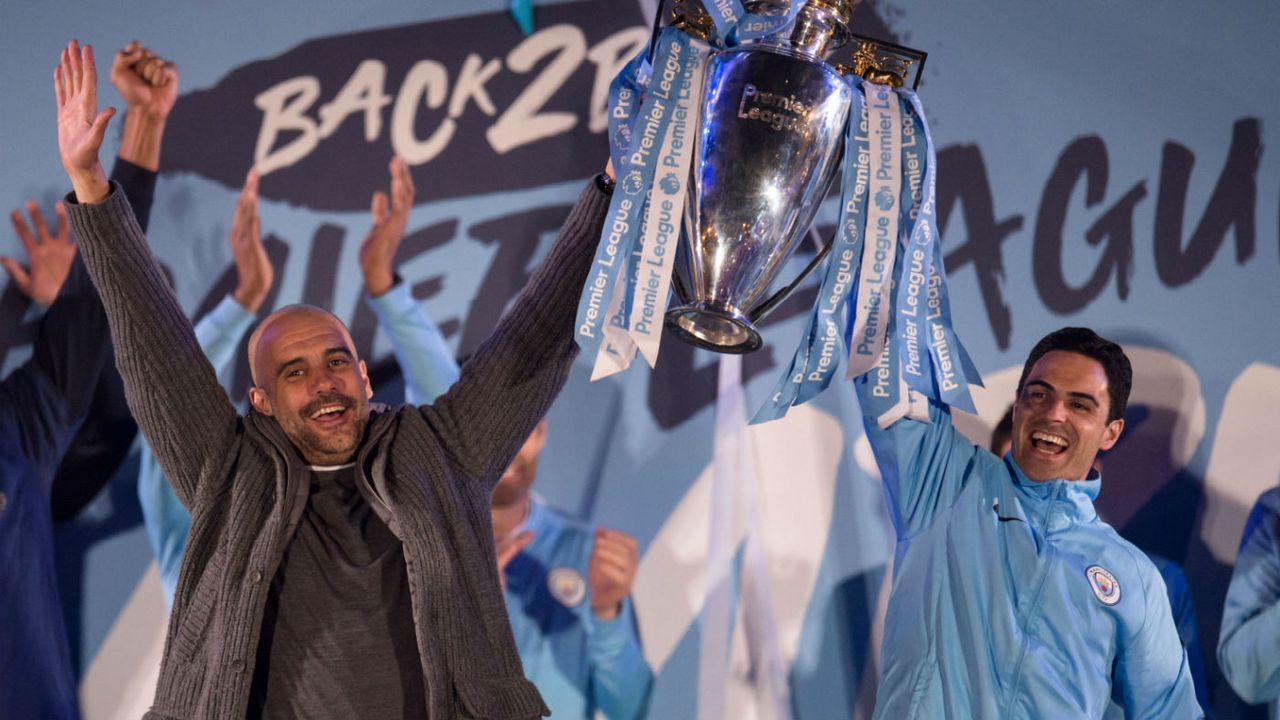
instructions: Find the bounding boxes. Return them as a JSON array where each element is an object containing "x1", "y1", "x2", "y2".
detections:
[
  {"x1": 991, "y1": 404, "x2": 1213, "y2": 717},
  {"x1": 0, "y1": 40, "x2": 174, "y2": 720},
  {"x1": 1218, "y1": 486, "x2": 1280, "y2": 718},
  {"x1": 492, "y1": 420, "x2": 653, "y2": 720}
]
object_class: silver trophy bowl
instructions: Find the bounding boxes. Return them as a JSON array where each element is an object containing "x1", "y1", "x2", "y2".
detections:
[{"x1": 665, "y1": 0, "x2": 856, "y2": 353}]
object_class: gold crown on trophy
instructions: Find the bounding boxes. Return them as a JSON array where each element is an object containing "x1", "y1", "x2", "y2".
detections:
[
  {"x1": 669, "y1": 0, "x2": 864, "y2": 47},
  {"x1": 669, "y1": 0, "x2": 715, "y2": 41},
  {"x1": 840, "y1": 40, "x2": 914, "y2": 88}
]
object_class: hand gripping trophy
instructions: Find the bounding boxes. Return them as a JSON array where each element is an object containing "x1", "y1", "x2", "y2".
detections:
[{"x1": 575, "y1": 0, "x2": 981, "y2": 424}]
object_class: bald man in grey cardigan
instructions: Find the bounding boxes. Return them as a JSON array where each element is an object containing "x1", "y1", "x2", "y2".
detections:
[{"x1": 54, "y1": 40, "x2": 612, "y2": 719}]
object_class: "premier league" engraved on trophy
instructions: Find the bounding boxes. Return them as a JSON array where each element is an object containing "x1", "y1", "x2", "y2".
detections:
[
  {"x1": 575, "y1": 0, "x2": 977, "y2": 422},
  {"x1": 665, "y1": 0, "x2": 856, "y2": 353}
]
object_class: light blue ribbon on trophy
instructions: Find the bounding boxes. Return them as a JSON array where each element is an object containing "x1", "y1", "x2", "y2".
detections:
[
  {"x1": 750, "y1": 318, "x2": 817, "y2": 424},
  {"x1": 792, "y1": 77, "x2": 870, "y2": 405},
  {"x1": 752, "y1": 73, "x2": 867, "y2": 422},
  {"x1": 588, "y1": 47, "x2": 652, "y2": 379},
  {"x1": 627, "y1": 37, "x2": 708, "y2": 367},
  {"x1": 855, "y1": 309, "x2": 912, "y2": 427},
  {"x1": 576, "y1": 31, "x2": 681, "y2": 373},
  {"x1": 845, "y1": 81, "x2": 902, "y2": 378},
  {"x1": 696, "y1": 0, "x2": 805, "y2": 46},
  {"x1": 892, "y1": 95, "x2": 937, "y2": 400},
  {"x1": 901, "y1": 89, "x2": 982, "y2": 412}
]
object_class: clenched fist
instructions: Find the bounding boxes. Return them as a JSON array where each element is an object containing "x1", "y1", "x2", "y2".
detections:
[{"x1": 588, "y1": 527, "x2": 638, "y2": 620}]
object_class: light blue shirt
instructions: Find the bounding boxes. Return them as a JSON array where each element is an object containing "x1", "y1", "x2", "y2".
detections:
[
  {"x1": 1103, "y1": 555, "x2": 1213, "y2": 718},
  {"x1": 857, "y1": 383, "x2": 1202, "y2": 719},
  {"x1": 1218, "y1": 487, "x2": 1280, "y2": 716},
  {"x1": 364, "y1": 280, "x2": 459, "y2": 405},
  {"x1": 503, "y1": 497, "x2": 653, "y2": 719}
]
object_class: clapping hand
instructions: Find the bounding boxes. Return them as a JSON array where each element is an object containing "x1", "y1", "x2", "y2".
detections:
[
  {"x1": 228, "y1": 170, "x2": 272, "y2": 313},
  {"x1": 358, "y1": 157, "x2": 416, "y2": 297},
  {"x1": 2, "y1": 202, "x2": 76, "y2": 306}
]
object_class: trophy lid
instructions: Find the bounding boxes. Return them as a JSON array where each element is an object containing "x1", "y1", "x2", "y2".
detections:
[
  {"x1": 802, "y1": 0, "x2": 860, "y2": 28},
  {"x1": 742, "y1": 0, "x2": 863, "y2": 60}
]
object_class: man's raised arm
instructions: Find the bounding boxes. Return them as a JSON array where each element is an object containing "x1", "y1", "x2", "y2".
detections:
[
  {"x1": 139, "y1": 171, "x2": 270, "y2": 606},
  {"x1": 360, "y1": 157, "x2": 460, "y2": 405},
  {"x1": 419, "y1": 170, "x2": 611, "y2": 490},
  {"x1": 51, "y1": 41, "x2": 181, "y2": 520},
  {"x1": 55, "y1": 40, "x2": 238, "y2": 510},
  {"x1": 0, "y1": 210, "x2": 108, "y2": 481},
  {"x1": 853, "y1": 370, "x2": 982, "y2": 539}
]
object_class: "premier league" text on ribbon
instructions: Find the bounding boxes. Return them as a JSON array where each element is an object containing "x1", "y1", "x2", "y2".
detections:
[{"x1": 578, "y1": 198, "x2": 634, "y2": 338}]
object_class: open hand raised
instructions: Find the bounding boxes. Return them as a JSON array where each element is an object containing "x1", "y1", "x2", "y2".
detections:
[
  {"x1": 55, "y1": 40, "x2": 114, "y2": 203},
  {"x1": 2, "y1": 202, "x2": 76, "y2": 306},
  {"x1": 229, "y1": 170, "x2": 272, "y2": 313},
  {"x1": 358, "y1": 157, "x2": 416, "y2": 297}
]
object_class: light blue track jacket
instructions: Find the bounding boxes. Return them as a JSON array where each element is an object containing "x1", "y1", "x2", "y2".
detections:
[
  {"x1": 1218, "y1": 487, "x2": 1280, "y2": 714},
  {"x1": 139, "y1": 283, "x2": 458, "y2": 606},
  {"x1": 1104, "y1": 556, "x2": 1213, "y2": 718},
  {"x1": 859, "y1": 385, "x2": 1202, "y2": 719},
  {"x1": 503, "y1": 497, "x2": 653, "y2": 719}
]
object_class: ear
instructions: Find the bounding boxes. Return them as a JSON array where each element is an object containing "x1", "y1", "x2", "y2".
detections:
[
  {"x1": 360, "y1": 359, "x2": 373, "y2": 400},
  {"x1": 527, "y1": 419, "x2": 548, "y2": 454},
  {"x1": 249, "y1": 386, "x2": 274, "y2": 416},
  {"x1": 1098, "y1": 417, "x2": 1124, "y2": 452}
]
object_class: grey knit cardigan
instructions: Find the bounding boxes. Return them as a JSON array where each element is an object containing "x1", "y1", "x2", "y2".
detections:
[{"x1": 66, "y1": 178, "x2": 610, "y2": 719}]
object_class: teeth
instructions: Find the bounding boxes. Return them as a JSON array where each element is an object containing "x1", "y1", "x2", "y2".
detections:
[
  {"x1": 1032, "y1": 431, "x2": 1068, "y2": 447},
  {"x1": 311, "y1": 405, "x2": 345, "y2": 419}
]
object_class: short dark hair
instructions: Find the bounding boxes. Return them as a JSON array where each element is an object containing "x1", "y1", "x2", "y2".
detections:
[{"x1": 1015, "y1": 327, "x2": 1131, "y2": 424}]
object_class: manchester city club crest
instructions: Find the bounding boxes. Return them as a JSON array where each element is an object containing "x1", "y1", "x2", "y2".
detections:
[
  {"x1": 1085, "y1": 565, "x2": 1121, "y2": 606},
  {"x1": 547, "y1": 567, "x2": 586, "y2": 607}
]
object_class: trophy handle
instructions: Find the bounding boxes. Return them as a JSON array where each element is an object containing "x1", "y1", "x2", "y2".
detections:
[{"x1": 747, "y1": 227, "x2": 834, "y2": 324}]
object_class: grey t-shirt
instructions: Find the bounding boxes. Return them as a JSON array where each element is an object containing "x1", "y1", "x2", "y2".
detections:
[{"x1": 247, "y1": 464, "x2": 426, "y2": 719}]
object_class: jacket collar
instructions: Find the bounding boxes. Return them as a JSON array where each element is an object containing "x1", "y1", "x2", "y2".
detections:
[
  {"x1": 996, "y1": 452, "x2": 1101, "y2": 529},
  {"x1": 245, "y1": 404, "x2": 397, "y2": 539}
]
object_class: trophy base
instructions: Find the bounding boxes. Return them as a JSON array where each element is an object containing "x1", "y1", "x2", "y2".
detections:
[{"x1": 664, "y1": 303, "x2": 763, "y2": 354}]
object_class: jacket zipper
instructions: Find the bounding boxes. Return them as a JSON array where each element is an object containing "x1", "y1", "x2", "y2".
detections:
[{"x1": 1001, "y1": 481, "x2": 1064, "y2": 718}]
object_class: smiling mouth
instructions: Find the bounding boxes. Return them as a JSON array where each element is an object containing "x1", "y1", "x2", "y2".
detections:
[
  {"x1": 1030, "y1": 430, "x2": 1069, "y2": 455},
  {"x1": 304, "y1": 397, "x2": 355, "y2": 427}
]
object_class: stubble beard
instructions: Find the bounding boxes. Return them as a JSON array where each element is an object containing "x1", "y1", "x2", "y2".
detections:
[{"x1": 285, "y1": 392, "x2": 368, "y2": 465}]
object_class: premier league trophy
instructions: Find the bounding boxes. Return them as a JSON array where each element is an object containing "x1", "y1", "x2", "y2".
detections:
[
  {"x1": 665, "y1": 0, "x2": 860, "y2": 353},
  {"x1": 576, "y1": 0, "x2": 979, "y2": 422}
]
